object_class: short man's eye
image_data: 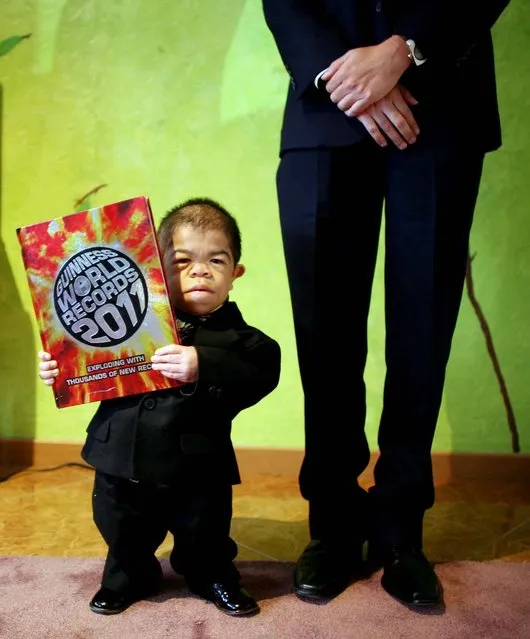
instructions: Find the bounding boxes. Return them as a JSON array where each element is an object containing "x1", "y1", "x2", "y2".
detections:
[{"x1": 211, "y1": 258, "x2": 225, "y2": 265}]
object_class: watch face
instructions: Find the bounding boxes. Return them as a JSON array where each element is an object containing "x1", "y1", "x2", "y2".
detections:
[
  {"x1": 414, "y1": 45, "x2": 425, "y2": 61},
  {"x1": 406, "y1": 38, "x2": 425, "y2": 63}
]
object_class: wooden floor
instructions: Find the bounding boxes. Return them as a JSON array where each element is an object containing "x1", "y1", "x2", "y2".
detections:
[{"x1": 0, "y1": 463, "x2": 529, "y2": 564}]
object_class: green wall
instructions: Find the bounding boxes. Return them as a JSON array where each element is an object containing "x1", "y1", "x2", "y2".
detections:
[{"x1": 1, "y1": 0, "x2": 528, "y2": 454}]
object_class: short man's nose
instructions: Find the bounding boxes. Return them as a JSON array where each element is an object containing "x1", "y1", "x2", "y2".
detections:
[{"x1": 190, "y1": 261, "x2": 210, "y2": 276}]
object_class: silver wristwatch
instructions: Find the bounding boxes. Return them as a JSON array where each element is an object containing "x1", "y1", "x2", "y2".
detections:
[{"x1": 404, "y1": 39, "x2": 427, "y2": 66}]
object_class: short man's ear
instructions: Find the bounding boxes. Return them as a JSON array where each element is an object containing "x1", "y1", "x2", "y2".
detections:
[{"x1": 234, "y1": 264, "x2": 246, "y2": 279}]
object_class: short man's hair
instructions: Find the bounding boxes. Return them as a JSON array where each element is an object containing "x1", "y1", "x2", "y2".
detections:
[{"x1": 157, "y1": 197, "x2": 242, "y2": 264}]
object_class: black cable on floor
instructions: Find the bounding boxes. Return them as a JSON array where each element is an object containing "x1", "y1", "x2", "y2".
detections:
[{"x1": 0, "y1": 462, "x2": 94, "y2": 483}]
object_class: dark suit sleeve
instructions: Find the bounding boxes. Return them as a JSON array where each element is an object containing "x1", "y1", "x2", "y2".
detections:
[
  {"x1": 262, "y1": 0, "x2": 351, "y2": 99},
  {"x1": 392, "y1": 1, "x2": 510, "y2": 60},
  {"x1": 194, "y1": 331, "x2": 281, "y2": 415}
]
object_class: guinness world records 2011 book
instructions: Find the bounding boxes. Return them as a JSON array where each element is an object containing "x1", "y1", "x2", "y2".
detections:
[{"x1": 16, "y1": 195, "x2": 182, "y2": 408}]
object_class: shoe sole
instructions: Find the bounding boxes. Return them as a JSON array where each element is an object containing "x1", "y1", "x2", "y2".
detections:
[
  {"x1": 391, "y1": 596, "x2": 444, "y2": 608},
  {"x1": 89, "y1": 590, "x2": 157, "y2": 615},
  {"x1": 295, "y1": 591, "x2": 333, "y2": 604},
  {"x1": 213, "y1": 601, "x2": 260, "y2": 616},
  {"x1": 294, "y1": 584, "x2": 348, "y2": 603},
  {"x1": 381, "y1": 585, "x2": 444, "y2": 608},
  {"x1": 191, "y1": 590, "x2": 260, "y2": 617},
  {"x1": 89, "y1": 604, "x2": 131, "y2": 615}
]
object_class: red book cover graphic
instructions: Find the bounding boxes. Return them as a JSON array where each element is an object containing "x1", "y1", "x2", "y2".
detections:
[{"x1": 16, "y1": 196, "x2": 181, "y2": 408}]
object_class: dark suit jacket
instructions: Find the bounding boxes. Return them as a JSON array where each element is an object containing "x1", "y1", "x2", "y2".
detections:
[
  {"x1": 263, "y1": 0, "x2": 510, "y2": 154},
  {"x1": 81, "y1": 301, "x2": 281, "y2": 485}
]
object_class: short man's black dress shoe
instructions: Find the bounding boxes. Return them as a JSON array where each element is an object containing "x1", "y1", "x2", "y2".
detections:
[
  {"x1": 294, "y1": 539, "x2": 363, "y2": 602},
  {"x1": 378, "y1": 547, "x2": 443, "y2": 607},
  {"x1": 89, "y1": 586, "x2": 146, "y2": 615},
  {"x1": 190, "y1": 581, "x2": 259, "y2": 616}
]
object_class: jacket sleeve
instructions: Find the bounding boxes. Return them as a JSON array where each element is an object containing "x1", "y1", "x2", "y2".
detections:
[
  {"x1": 262, "y1": 0, "x2": 351, "y2": 99},
  {"x1": 392, "y1": 0, "x2": 511, "y2": 60},
  {"x1": 194, "y1": 330, "x2": 281, "y2": 416}
]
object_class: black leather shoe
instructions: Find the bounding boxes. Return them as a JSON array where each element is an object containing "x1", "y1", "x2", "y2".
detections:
[
  {"x1": 89, "y1": 587, "x2": 145, "y2": 615},
  {"x1": 190, "y1": 581, "x2": 259, "y2": 616},
  {"x1": 377, "y1": 547, "x2": 443, "y2": 607},
  {"x1": 294, "y1": 539, "x2": 363, "y2": 602}
]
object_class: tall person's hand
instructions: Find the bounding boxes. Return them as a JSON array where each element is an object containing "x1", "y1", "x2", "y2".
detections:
[
  {"x1": 323, "y1": 37, "x2": 411, "y2": 116},
  {"x1": 356, "y1": 85, "x2": 420, "y2": 150}
]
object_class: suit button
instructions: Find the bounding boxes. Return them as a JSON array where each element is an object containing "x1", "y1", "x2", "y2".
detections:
[
  {"x1": 209, "y1": 386, "x2": 222, "y2": 399},
  {"x1": 144, "y1": 397, "x2": 156, "y2": 410}
]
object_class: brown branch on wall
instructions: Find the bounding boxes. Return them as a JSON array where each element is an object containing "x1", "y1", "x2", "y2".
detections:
[
  {"x1": 465, "y1": 251, "x2": 520, "y2": 453},
  {"x1": 73, "y1": 183, "x2": 108, "y2": 211}
]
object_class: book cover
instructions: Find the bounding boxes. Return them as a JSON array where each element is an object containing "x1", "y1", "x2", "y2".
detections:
[{"x1": 16, "y1": 195, "x2": 182, "y2": 408}]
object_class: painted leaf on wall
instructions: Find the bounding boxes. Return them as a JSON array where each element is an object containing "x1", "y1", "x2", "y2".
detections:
[{"x1": 0, "y1": 34, "x2": 31, "y2": 57}]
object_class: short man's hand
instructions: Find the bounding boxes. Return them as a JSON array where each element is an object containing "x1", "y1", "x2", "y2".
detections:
[
  {"x1": 323, "y1": 36, "x2": 411, "y2": 116},
  {"x1": 151, "y1": 344, "x2": 198, "y2": 383},
  {"x1": 356, "y1": 85, "x2": 420, "y2": 150},
  {"x1": 38, "y1": 350, "x2": 59, "y2": 385}
]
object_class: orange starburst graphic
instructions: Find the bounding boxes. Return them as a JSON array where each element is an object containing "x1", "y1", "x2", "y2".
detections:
[{"x1": 17, "y1": 196, "x2": 181, "y2": 408}]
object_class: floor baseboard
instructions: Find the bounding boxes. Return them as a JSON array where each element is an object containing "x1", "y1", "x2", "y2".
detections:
[
  {"x1": 1, "y1": 439, "x2": 528, "y2": 484},
  {"x1": 236, "y1": 448, "x2": 530, "y2": 484}
]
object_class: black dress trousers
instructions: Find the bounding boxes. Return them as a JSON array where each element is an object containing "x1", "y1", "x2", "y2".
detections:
[{"x1": 276, "y1": 135, "x2": 484, "y2": 545}]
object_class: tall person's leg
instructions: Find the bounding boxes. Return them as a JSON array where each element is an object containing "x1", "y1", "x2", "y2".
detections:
[
  {"x1": 373, "y1": 141, "x2": 485, "y2": 606},
  {"x1": 277, "y1": 141, "x2": 384, "y2": 599}
]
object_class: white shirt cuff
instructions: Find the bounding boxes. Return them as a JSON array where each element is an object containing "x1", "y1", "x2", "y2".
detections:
[{"x1": 314, "y1": 68, "x2": 328, "y2": 89}]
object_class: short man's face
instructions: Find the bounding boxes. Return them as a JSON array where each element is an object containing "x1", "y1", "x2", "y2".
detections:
[{"x1": 164, "y1": 224, "x2": 244, "y2": 316}]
